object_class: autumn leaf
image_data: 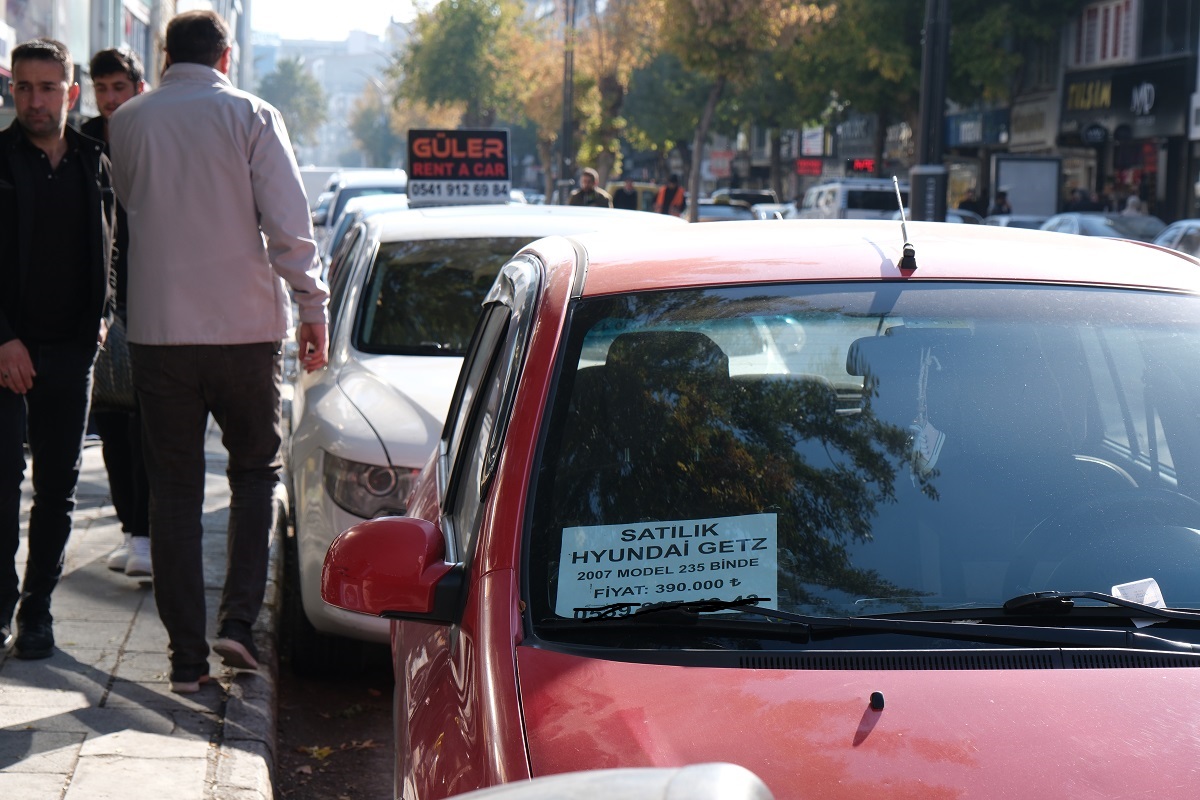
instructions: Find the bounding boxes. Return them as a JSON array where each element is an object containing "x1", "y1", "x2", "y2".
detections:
[{"x1": 303, "y1": 745, "x2": 335, "y2": 760}]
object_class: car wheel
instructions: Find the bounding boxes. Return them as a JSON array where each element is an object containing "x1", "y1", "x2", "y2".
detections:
[{"x1": 281, "y1": 526, "x2": 378, "y2": 677}]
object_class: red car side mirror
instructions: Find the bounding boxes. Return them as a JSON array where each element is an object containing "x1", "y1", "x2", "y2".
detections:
[{"x1": 321, "y1": 517, "x2": 463, "y2": 623}]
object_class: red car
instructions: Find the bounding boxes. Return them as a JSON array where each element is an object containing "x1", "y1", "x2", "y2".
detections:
[{"x1": 323, "y1": 220, "x2": 1200, "y2": 799}]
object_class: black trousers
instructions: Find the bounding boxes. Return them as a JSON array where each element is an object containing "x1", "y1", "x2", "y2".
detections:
[
  {"x1": 0, "y1": 340, "x2": 97, "y2": 622},
  {"x1": 131, "y1": 342, "x2": 282, "y2": 670},
  {"x1": 93, "y1": 407, "x2": 149, "y2": 538}
]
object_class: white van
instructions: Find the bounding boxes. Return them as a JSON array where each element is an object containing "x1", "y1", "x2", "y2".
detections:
[{"x1": 791, "y1": 177, "x2": 908, "y2": 220}]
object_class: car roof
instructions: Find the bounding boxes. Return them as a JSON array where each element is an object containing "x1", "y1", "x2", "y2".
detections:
[
  {"x1": 333, "y1": 169, "x2": 409, "y2": 188},
  {"x1": 520, "y1": 219, "x2": 1200, "y2": 297},
  {"x1": 340, "y1": 193, "x2": 410, "y2": 214},
  {"x1": 364, "y1": 204, "x2": 687, "y2": 241}
]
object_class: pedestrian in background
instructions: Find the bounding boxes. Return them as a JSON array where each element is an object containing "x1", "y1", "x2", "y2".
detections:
[
  {"x1": 108, "y1": 10, "x2": 330, "y2": 694},
  {"x1": 655, "y1": 174, "x2": 686, "y2": 216},
  {"x1": 568, "y1": 167, "x2": 613, "y2": 208},
  {"x1": 612, "y1": 176, "x2": 638, "y2": 210},
  {"x1": 81, "y1": 47, "x2": 151, "y2": 580},
  {"x1": 988, "y1": 189, "x2": 1012, "y2": 217},
  {"x1": 0, "y1": 38, "x2": 116, "y2": 658}
]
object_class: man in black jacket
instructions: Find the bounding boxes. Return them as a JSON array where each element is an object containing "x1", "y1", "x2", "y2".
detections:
[{"x1": 0, "y1": 38, "x2": 116, "y2": 658}]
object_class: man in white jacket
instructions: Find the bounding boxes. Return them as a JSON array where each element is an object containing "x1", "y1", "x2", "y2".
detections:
[{"x1": 109, "y1": 9, "x2": 329, "y2": 693}]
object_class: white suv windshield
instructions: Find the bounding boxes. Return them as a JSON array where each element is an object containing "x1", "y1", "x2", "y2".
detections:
[{"x1": 529, "y1": 283, "x2": 1200, "y2": 624}]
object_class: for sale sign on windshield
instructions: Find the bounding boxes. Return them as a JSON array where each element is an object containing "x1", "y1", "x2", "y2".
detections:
[{"x1": 407, "y1": 128, "x2": 511, "y2": 207}]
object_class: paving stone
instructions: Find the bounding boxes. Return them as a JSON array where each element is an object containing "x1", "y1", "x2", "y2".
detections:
[{"x1": 0, "y1": 730, "x2": 85, "y2": 772}]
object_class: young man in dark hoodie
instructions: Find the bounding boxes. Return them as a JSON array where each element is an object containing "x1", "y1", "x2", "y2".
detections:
[{"x1": 81, "y1": 48, "x2": 151, "y2": 580}]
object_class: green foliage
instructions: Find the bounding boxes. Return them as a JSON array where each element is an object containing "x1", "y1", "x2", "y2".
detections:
[
  {"x1": 257, "y1": 57, "x2": 327, "y2": 146},
  {"x1": 348, "y1": 90, "x2": 402, "y2": 168},
  {"x1": 396, "y1": 0, "x2": 526, "y2": 128},
  {"x1": 622, "y1": 54, "x2": 707, "y2": 154}
]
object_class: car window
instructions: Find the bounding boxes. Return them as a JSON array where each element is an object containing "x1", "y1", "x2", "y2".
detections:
[
  {"x1": 847, "y1": 189, "x2": 905, "y2": 211},
  {"x1": 331, "y1": 186, "x2": 406, "y2": 224},
  {"x1": 442, "y1": 303, "x2": 511, "y2": 559},
  {"x1": 528, "y1": 283, "x2": 1200, "y2": 627},
  {"x1": 354, "y1": 237, "x2": 528, "y2": 356},
  {"x1": 327, "y1": 227, "x2": 365, "y2": 341}
]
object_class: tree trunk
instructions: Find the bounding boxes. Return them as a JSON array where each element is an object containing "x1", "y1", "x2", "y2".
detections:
[
  {"x1": 687, "y1": 76, "x2": 726, "y2": 223},
  {"x1": 770, "y1": 128, "x2": 784, "y2": 200}
]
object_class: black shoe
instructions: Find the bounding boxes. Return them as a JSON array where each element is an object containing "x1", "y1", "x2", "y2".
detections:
[
  {"x1": 213, "y1": 619, "x2": 259, "y2": 670},
  {"x1": 14, "y1": 611, "x2": 54, "y2": 659},
  {"x1": 1, "y1": 621, "x2": 12, "y2": 652}
]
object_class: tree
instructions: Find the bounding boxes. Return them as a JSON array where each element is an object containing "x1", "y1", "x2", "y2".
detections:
[
  {"x1": 622, "y1": 53, "x2": 711, "y2": 186},
  {"x1": 257, "y1": 57, "x2": 327, "y2": 146},
  {"x1": 396, "y1": 0, "x2": 526, "y2": 128},
  {"x1": 573, "y1": 0, "x2": 663, "y2": 184},
  {"x1": 348, "y1": 87, "x2": 403, "y2": 168},
  {"x1": 658, "y1": 1, "x2": 820, "y2": 221},
  {"x1": 778, "y1": 0, "x2": 1086, "y2": 174}
]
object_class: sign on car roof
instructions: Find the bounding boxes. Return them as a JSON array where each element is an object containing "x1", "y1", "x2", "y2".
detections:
[{"x1": 407, "y1": 128, "x2": 511, "y2": 208}]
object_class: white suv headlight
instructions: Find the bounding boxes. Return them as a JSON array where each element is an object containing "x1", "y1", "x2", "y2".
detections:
[{"x1": 322, "y1": 451, "x2": 418, "y2": 518}]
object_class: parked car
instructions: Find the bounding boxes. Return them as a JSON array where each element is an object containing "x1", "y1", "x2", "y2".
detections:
[
  {"x1": 890, "y1": 208, "x2": 983, "y2": 224},
  {"x1": 324, "y1": 219, "x2": 1200, "y2": 799},
  {"x1": 710, "y1": 187, "x2": 779, "y2": 206},
  {"x1": 450, "y1": 764, "x2": 771, "y2": 800},
  {"x1": 692, "y1": 198, "x2": 755, "y2": 222},
  {"x1": 750, "y1": 202, "x2": 793, "y2": 220},
  {"x1": 286, "y1": 204, "x2": 686, "y2": 675},
  {"x1": 1040, "y1": 211, "x2": 1166, "y2": 242},
  {"x1": 320, "y1": 192, "x2": 410, "y2": 269},
  {"x1": 984, "y1": 213, "x2": 1050, "y2": 229},
  {"x1": 790, "y1": 177, "x2": 908, "y2": 220},
  {"x1": 311, "y1": 168, "x2": 408, "y2": 252},
  {"x1": 1152, "y1": 218, "x2": 1200, "y2": 257}
]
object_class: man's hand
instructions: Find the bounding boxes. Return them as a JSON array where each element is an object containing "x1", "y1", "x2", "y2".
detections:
[
  {"x1": 0, "y1": 339, "x2": 36, "y2": 394},
  {"x1": 297, "y1": 322, "x2": 329, "y2": 373}
]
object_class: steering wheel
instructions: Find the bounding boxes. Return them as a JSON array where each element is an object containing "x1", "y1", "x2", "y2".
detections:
[{"x1": 1004, "y1": 488, "x2": 1200, "y2": 596}]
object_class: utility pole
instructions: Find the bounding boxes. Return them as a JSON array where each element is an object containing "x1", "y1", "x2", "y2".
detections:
[
  {"x1": 910, "y1": 0, "x2": 950, "y2": 221},
  {"x1": 558, "y1": 0, "x2": 579, "y2": 204}
]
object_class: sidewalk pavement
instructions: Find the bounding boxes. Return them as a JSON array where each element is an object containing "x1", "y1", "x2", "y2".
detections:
[{"x1": 0, "y1": 421, "x2": 283, "y2": 800}]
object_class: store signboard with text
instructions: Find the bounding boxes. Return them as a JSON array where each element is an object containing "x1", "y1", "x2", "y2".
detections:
[{"x1": 407, "y1": 128, "x2": 511, "y2": 207}]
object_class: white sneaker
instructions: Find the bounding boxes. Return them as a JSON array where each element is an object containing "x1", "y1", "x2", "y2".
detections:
[
  {"x1": 106, "y1": 534, "x2": 132, "y2": 572},
  {"x1": 125, "y1": 536, "x2": 152, "y2": 577}
]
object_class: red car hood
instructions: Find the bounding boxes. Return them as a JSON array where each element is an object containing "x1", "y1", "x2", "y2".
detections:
[{"x1": 516, "y1": 646, "x2": 1200, "y2": 798}]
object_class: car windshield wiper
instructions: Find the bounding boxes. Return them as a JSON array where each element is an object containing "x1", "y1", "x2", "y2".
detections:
[
  {"x1": 562, "y1": 596, "x2": 1200, "y2": 653},
  {"x1": 1002, "y1": 590, "x2": 1200, "y2": 623}
]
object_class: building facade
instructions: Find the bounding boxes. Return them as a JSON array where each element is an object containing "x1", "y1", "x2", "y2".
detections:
[{"x1": 2, "y1": 0, "x2": 250, "y2": 129}]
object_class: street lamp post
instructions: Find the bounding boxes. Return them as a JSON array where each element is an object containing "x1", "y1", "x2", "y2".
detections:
[
  {"x1": 558, "y1": 0, "x2": 578, "y2": 204},
  {"x1": 910, "y1": 0, "x2": 950, "y2": 222}
]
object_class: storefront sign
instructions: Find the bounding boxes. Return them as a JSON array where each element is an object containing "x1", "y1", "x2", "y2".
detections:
[
  {"x1": 1082, "y1": 123, "x2": 1109, "y2": 145},
  {"x1": 801, "y1": 126, "x2": 825, "y2": 156},
  {"x1": 708, "y1": 150, "x2": 734, "y2": 179},
  {"x1": 945, "y1": 109, "x2": 1010, "y2": 148},
  {"x1": 1060, "y1": 59, "x2": 1191, "y2": 140},
  {"x1": 1009, "y1": 95, "x2": 1056, "y2": 151}
]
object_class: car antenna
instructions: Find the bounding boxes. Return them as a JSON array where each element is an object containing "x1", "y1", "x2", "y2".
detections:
[{"x1": 893, "y1": 175, "x2": 917, "y2": 271}]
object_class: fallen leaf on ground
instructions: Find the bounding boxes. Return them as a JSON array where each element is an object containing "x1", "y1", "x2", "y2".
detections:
[{"x1": 303, "y1": 745, "x2": 335, "y2": 760}]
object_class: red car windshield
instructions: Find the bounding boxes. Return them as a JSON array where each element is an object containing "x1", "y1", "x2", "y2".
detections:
[{"x1": 527, "y1": 283, "x2": 1200, "y2": 629}]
